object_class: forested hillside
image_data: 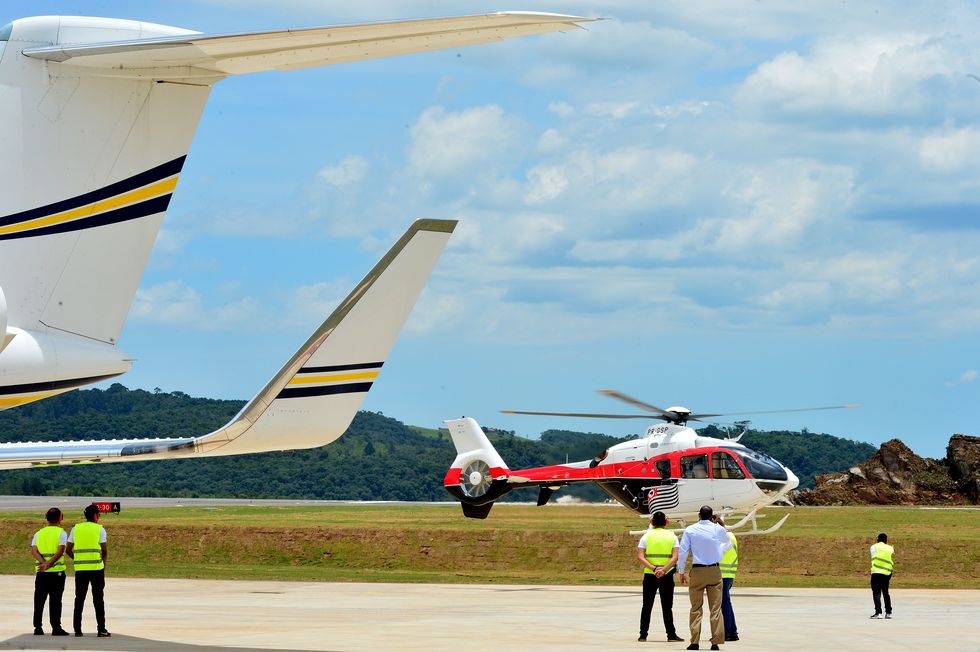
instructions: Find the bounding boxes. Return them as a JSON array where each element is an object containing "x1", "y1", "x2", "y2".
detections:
[{"x1": 0, "y1": 385, "x2": 875, "y2": 499}]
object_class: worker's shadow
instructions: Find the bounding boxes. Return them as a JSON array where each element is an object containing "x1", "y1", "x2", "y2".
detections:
[{"x1": 1, "y1": 633, "x2": 337, "y2": 652}]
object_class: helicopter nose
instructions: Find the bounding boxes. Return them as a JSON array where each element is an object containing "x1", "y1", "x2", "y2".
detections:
[{"x1": 784, "y1": 468, "x2": 799, "y2": 493}]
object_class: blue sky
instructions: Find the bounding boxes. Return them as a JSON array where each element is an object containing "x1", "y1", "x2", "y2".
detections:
[{"x1": 5, "y1": 1, "x2": 979, "y2": 458}]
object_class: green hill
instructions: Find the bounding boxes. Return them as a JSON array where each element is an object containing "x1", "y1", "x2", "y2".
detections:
[{"x1": 0, "y1": 385, "x2": 875, "y2": 499}]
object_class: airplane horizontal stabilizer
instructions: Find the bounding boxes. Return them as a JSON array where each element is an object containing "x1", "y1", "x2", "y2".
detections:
[
  {"x1": 0, "y1": 219, "x2": 456, "y2": 470},
  {"x1": 23, "y1": 13, "x2": 593, "y2": 79}
]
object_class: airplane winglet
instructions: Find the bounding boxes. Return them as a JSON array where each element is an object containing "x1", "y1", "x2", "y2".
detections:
[
  {"x1": 22, "y1": 13, "x2": 596, "y2": 78},
  {"x1": 0, "y1": 219, "x2": 456, "y2": 469}
]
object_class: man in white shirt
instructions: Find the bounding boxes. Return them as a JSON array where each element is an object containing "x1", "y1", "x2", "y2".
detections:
[{"x1": 677, "y1": 506, "x2": 732, "y2": 651}]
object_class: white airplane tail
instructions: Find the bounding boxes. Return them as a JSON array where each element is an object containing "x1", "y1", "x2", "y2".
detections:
[
  {"x1": 195, "y1": 219, "x2": 456, "y2": 456},
  {"x1": 0, "y1": 17, "x2": 207, "y2": 344},
  {"x1": 0, "y1": 12, "x2": 589, "y2": 344},
  {"x1": 0, "y1": 219, "x2": 455, "y2": 469}
]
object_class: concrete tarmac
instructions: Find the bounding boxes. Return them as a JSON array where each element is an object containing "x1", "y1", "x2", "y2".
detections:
[{"x1": 1, "y1": 577, "x2": 977, "y2": 652}]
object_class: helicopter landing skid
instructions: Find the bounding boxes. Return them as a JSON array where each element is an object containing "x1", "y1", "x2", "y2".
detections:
[
  {"x1": 729, "y1": 507, "x2": 791, "y2": 535},
  {"x1": 628, "y1": 508, "x2": 789, "y2": 536}
]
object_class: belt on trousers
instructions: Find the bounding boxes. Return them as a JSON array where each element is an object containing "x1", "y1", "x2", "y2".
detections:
[{"x1": 692, "y1": 563, "x2": 719, "y2": 567}]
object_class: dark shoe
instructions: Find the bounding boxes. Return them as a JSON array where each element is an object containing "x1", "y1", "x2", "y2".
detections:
[
  {"x1": 668, "y1": 635, "x2": 685, "y2": 642},
  {"x1": 711, "y1": 646, "x2": 721, "y2": 651},
  {"x1": 687, "y1": 646, "x2": 699, "y2": 651},
  {"x1": 75, "y1": 632, "x2": 83, "y2": 637},
  {"x1": 98, "y1": 630, "x2": 112, "y2": 637},
  {"x1": 638, "y1": 636, "x2": 647, "y2": 642},
  {"x1": 51, "y1": 628, "x2": 70, "y2": 636},
  {"x1": 33, "y1": 628, "x2": 44, "y2": 636},
  {"x1": 726, "y1": 634, "x2": 739, "y2": 641}
]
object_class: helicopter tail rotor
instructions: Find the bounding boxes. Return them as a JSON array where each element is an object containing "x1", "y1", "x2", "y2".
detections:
[{"x1": 443, "y1": 417, "x2": 513, "y2": 518}]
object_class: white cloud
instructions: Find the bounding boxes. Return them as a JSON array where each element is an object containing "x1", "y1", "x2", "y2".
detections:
[
  {"x1": 536, "y1": 128, "x2": 566, "y2": 154},
  {"x1": 547, "y1": 101, "x2": 574, "y2": 118},
  {"x1": 711, "y1": 160, "x2": 855, "y2": 252},
  {"x1": 523, "y1": 146, "x2": 699, "y2": 212},
  {"x1": 946, "y1": 369, "x2": 979, "y2": 387},
  {"x1": 317, "y1": 156, "x2": 368, "y2": 187},
  {"x1": 407, "y1": 105, "x2": 524, "y2": 179},
  {"x1": 919, "y1": 128, "x2": 980, "y2": 172},
  {"x1": 584, "y1": 101, "x2": 640, "y2": 120},
  {"x1": 131, "y1": 281, "x2": 262, "y2": 331},
  {"x1": 736, "y1": 33, "x2": 974, "y2": 118}
]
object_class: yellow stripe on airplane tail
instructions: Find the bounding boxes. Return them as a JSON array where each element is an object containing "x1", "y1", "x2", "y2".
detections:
[
  {"x1": 0, "y1": 392, "x2": 60, "y2": 408},
  {"x1": 287, "y1": 371, "x2": 380, "y2": 386},
  {"x1": 0, "y1": 176, "x2": 179, "y2": 236}
]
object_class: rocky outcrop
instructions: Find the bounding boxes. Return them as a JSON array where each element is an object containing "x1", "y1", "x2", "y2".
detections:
[
  {"x1": 796, "y1": 435, "x2": 979, "y2": 506},
  {"x1": 947, "y1": 434, "x2": 980, "y2": 502}
]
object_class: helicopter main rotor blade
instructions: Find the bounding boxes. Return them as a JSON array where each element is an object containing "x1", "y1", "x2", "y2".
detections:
[
  {"x1": 500, "y1": 410, "x2": 661, "y2": 420},
  {"x1": 688, "y1": 404, "x2": 862, "y2": 420},
  {"x1": 597, "y1": 390, "x2": 673, "y2": 416}
]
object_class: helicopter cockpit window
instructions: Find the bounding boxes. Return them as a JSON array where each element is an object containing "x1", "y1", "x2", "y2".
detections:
[
  {"x1": 680, "y1": 454, "x2": 709, "y2": 479},
  {"x1": 655, "y1": 459, "x2": 671, "y2": 479},
  {"x1": 735, "y1": 448, "x2": 788, "y2": 481},
  {"x1": 711, "y1": 452, "x2": 745, "y2": 479}
]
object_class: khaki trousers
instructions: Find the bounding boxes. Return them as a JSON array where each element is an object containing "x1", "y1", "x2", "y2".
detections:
[{"x1": 688, "y1": 565, "x2": 724, "y2": 645}]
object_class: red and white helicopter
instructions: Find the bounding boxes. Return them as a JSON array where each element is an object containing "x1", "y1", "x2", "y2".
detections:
[{"x1": 443, "y1": 390, "x2": 859, "y2": 534}]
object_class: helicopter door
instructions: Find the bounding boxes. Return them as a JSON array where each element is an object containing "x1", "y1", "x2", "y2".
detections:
[
  {"x1": 710, "y1": 451, "x2": 755, "y2": 509},
  {"x1": 678, "y1": 453, "x2": 712, "y2": 511}
]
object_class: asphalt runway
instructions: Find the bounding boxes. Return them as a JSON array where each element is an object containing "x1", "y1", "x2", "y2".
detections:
[{"x1": 1, "y1": 578, "x2": 977, "y2": 652}]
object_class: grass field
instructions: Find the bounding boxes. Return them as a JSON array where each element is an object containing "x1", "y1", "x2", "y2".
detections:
[{"x1": 1, "y1": 504, "x2": 977, "y2": 588}]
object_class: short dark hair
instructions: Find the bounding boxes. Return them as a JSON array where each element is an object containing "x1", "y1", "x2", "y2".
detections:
[
  {"x1": 699, "y1": 505, "x2": 713, "y2": 521},
  {"x1": 877, "y1": 533, "x2": 887, "y2": 543},
  {"x1": 84, "y1": 504, "x2": 100, "y2": 521},
  {"x1": 651, "y1": 511, "x2": 667, "y2": 527},
  {"x1": 45, "y1": 507, "x2": 62, "y2": 523}
]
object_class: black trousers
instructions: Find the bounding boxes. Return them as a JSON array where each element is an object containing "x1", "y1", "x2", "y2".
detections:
[
  {"x1": 73, "y1": 569, "x2": 106, "y2": 632},
  {"x1": 33, "y1": 571, "x2": 66, "y2": 629},
  {"x1": 871, "y1": 573, "x2": 892, "y2": 615},
  {"x1": 640, "y1": 571, "x2": 677, "y2": 638}
]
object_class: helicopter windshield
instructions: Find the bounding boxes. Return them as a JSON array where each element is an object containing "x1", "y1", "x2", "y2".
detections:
[{"x1": 734, "y1": 448, "x2": 788, "y2": 481}]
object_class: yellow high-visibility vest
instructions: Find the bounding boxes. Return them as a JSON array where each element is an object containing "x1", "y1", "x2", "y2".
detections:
[
  {"x1": 721, "y1": 532, "x2": 738, "y2": 579},
  {"x1": 644, "y1": 528, "x2": 676, "y2": 575},
  {"x1": 871, "y1": 542, "x2": 894, "y2": 575},
  {"x1": 72, "y1": 522, "x2": 105, "y2": 571},
  {"x1": 34, "y1": 526, "x2": 66, "y2": 573}
]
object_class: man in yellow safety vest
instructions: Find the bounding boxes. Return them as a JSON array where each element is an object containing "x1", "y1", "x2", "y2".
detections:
[
  {"x1": 30, "y1": 507, "x2": 70, "y2": 636},
  {"x1": 66, "y1": 504, "x2": 110, "y2": 637},
  {"x1": 717, "y1": 516, "x2": 739, "y2": 641},
  {"x1": 869, "y1": 533, "x2": 894, "y2": 619},
  {"x1": 636, "y1": 510, "x2": 685, "y2": 643}
]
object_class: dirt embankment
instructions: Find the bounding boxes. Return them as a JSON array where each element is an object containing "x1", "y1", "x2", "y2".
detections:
[
  {"x1": 796, "y1": 434, "x2": 980, "y2": 506},
  {"x1": 3, "y1": 516, "x2": 974, "y2": 588}
]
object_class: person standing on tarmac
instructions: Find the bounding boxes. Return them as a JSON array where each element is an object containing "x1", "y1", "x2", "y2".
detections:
[
  {"x1": 636, "y1": 510, "x2": 685, "y2": 643},
  {"x1": 30, "y1": 507, "x2": 70, "y2": 636},
  {"x1": 66, "y1": 504, "x2": 111, "y2": 637},
  {"x1": 677, "y1": 505, "x2": 731, "y2": 651},
  {"x1": 869, "y1": 533, "x2": 894, "y2": 619},
  {"x1": 717, "y1": 517, "x2": 739, "y2": 642}
]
